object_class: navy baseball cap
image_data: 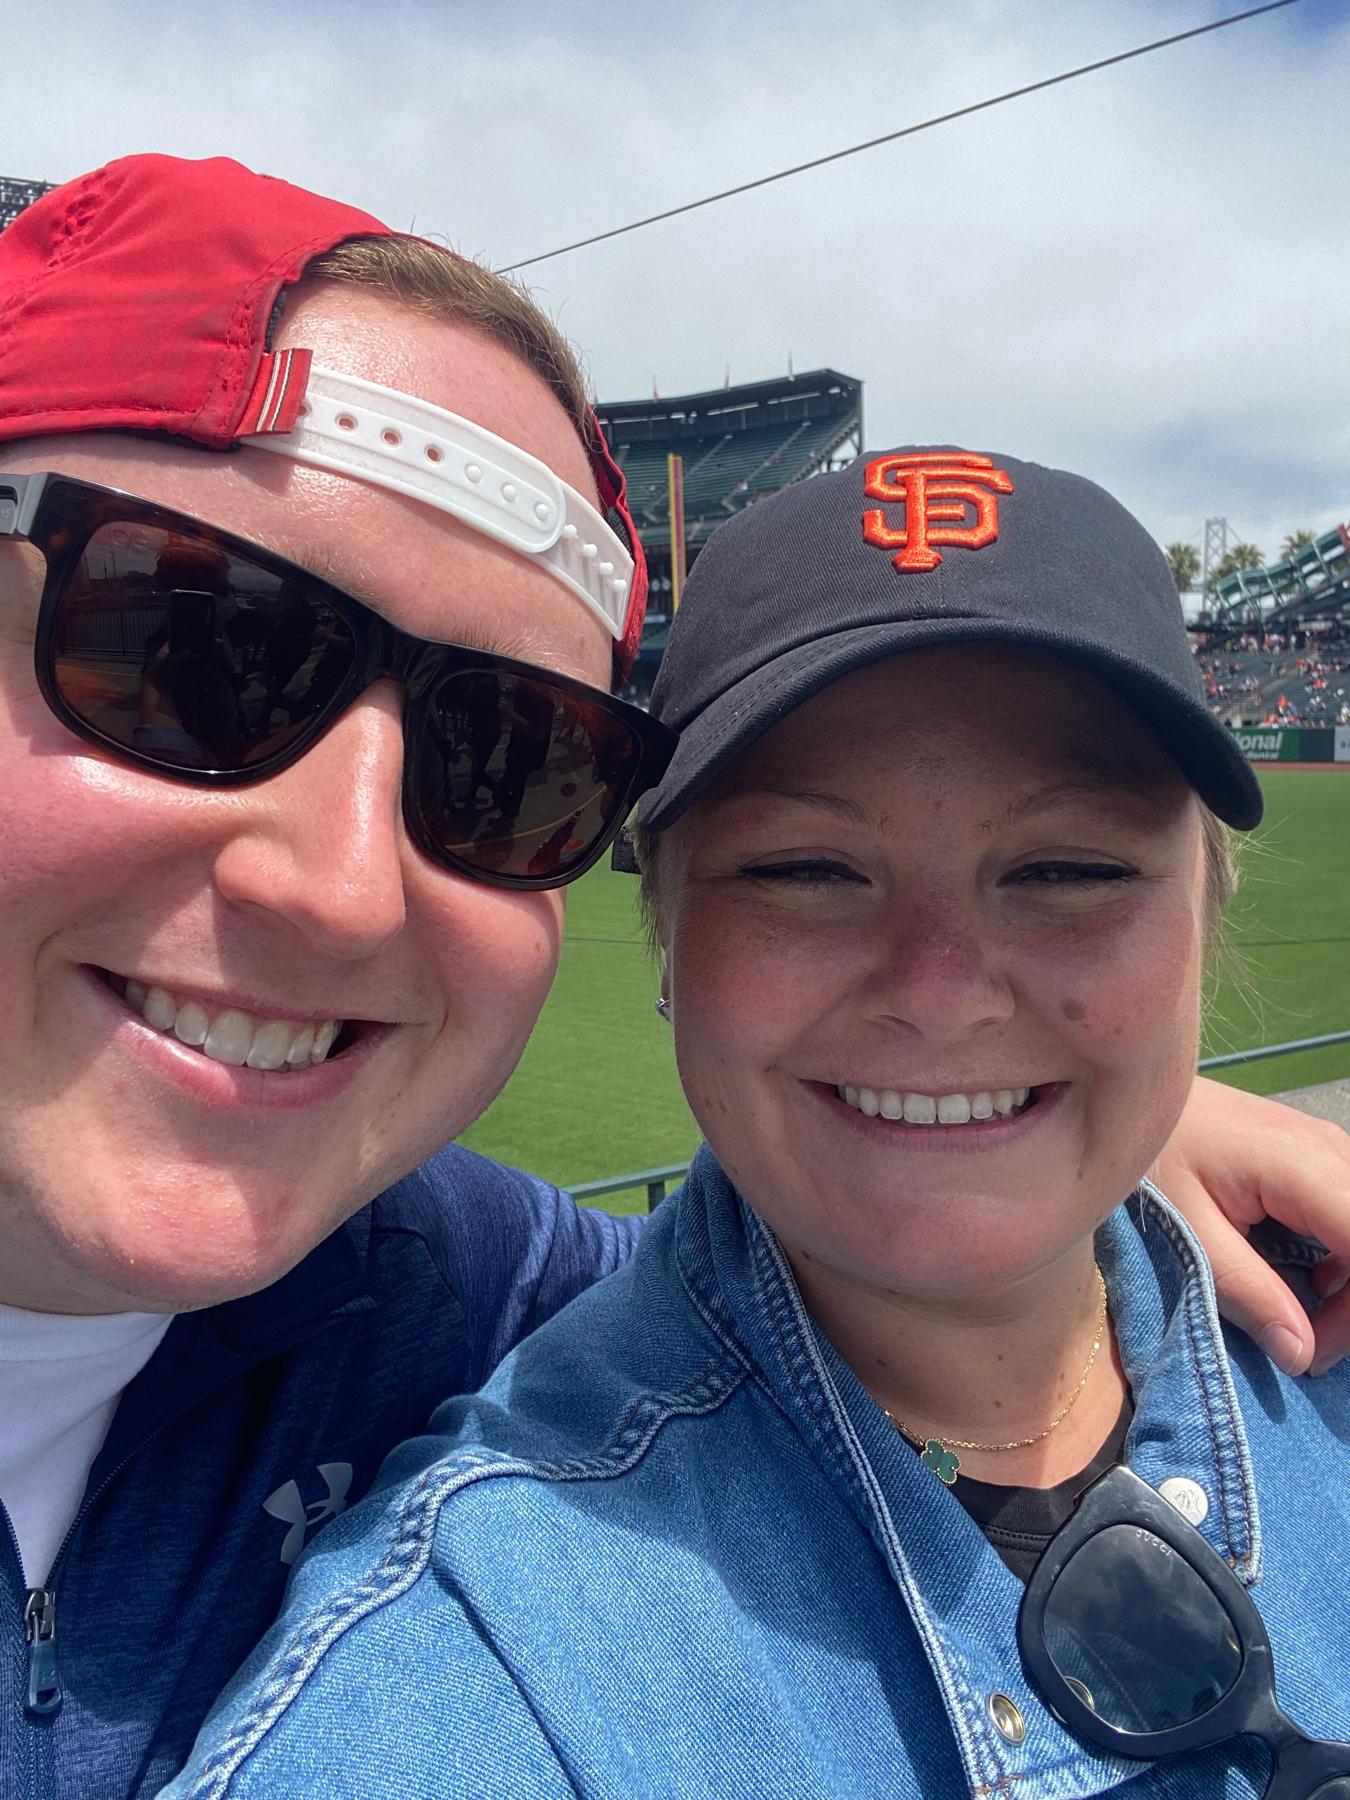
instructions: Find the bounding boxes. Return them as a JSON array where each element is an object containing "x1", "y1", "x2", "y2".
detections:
[{"x1": 637, "y1": 447, "x2": 1262, "y2": 833}]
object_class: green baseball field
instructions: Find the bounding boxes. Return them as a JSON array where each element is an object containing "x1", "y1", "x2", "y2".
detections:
[{"x1": 460, "y1": 768, "x2": 1350, "y2": 1213}]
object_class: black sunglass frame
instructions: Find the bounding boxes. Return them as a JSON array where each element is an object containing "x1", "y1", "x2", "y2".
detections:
[
  {"x1": 0, "y1": 471, "x2": 675, "y2": 891},
  {"x1": 1019, "y1": 1463, "x2": 1350, "y2": 1798}
]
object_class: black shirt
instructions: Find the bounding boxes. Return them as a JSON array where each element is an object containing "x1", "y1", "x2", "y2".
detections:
[{"x1": 945, "y1": 1395, "x2": 1134, "y2": 1583}]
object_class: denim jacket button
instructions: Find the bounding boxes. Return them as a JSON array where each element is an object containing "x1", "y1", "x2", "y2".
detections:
[
  {"x1": 987, "y1": 1692, "x2": 1026, "y2": 1744},
  {"x1": 1158, "y1": 1476, "x2": 1209, "y2": 1525}
]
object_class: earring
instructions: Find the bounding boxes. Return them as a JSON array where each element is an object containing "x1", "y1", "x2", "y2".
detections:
[{"x1": 655, "y1": 996, "x2": 672, "y2": 1023}]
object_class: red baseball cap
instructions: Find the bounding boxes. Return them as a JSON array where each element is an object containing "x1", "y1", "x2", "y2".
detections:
[{"x1": 0, "y1": 154, "x2": 647, "y2": 676}]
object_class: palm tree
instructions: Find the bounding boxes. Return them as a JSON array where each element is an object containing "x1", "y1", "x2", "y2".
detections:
[
  {"x1": 1208, "y1": 544, "x2": 1264, "y2": 591},
  {"x1": 1165, "y1": 543, "x2": 1201, "y2": 593},
  {"x1": 1280, "y1": 530, "x2": 1315, "y2": 561}
]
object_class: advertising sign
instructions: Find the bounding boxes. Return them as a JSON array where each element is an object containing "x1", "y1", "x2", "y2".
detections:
[
  {"x1": 1232, "y1": 727, "x2": 1344, "y2": 762},
  {"x1": 1232, "y1": 729, "x2": 1296, "y2": 762}
]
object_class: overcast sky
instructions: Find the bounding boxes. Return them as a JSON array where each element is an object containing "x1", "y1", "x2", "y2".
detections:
[{"x1": 5, "y1": 0, "x2": 1346, "y2": 562}]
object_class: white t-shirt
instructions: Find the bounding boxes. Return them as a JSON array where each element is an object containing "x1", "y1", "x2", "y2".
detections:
[{"x1": 0, "y1": 1303, "x2": 173, "y2": 1587}]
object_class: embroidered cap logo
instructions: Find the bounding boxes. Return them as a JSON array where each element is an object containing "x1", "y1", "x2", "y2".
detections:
[{"x1": 862, "y1": 452, "x2": 1014, "y2": 572}]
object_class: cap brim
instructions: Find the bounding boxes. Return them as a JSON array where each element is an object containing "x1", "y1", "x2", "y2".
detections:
[{"x1": 639, "y1": 617, "x2": 1263, "y2": 833}]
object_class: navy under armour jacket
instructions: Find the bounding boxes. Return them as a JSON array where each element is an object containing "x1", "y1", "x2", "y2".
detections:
[{"x1": 0, "y1": 1145, "x2": 640, "y2": 1800}]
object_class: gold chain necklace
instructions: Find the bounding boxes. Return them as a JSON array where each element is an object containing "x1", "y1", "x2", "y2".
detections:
[{"x1": 884, "y1": 1266, "x2": 1109, "y2": 1486}]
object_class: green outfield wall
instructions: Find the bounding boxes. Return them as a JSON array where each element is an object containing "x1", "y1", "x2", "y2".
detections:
[{"x1": 1230, "y1": 726, "x2": 1350, "y2": 762}]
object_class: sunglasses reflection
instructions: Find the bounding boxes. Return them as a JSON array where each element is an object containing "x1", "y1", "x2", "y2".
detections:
[
  {"x1": 1046, "y1": 1525, "x2": 1243, "y2": 1731},
  {"x1": 57, "y1": 529, "x2": 354, "y2": 769},
  {"x1": 52, "y1": 518, "x2": 640, "y2": 883},
  {"x1": 423, "y1": 677, "x2": 632, "y2": 880}
]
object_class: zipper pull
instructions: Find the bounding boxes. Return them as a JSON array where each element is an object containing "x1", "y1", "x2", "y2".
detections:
[{"x1": 24, "y1": 1587, "x2": 61, "y2": 1716}]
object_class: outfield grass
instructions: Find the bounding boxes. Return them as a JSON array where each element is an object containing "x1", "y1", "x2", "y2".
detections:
[
  {"x1": 458, "y1": 852, "x2": 694, "y2": 1197},
  {"x1": 1204, "y1": 769, "x2": 1350, "y2": 1091},
  {"x1": 459, "y1": 767, "x2": 1350, "y2": 1210}
]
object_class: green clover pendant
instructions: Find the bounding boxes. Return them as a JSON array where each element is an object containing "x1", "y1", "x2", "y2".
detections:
[{"x1": 921, "y1": 1440, "x2": 961, "y2": 1485}]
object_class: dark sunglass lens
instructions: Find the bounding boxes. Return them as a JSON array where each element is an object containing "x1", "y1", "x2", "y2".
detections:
[
  {"x1": 415, "y1": 668, "x2": 640, "y2": 882},
  {"x1": 51, "y1": 523, "x2": 357, "y2": 771},
  {"x1": 1042, "y1": 1524, "x2": 1242, "y2": 1733},
  {"x1": 1309, "y1": 1783, "x2": 1350, "y2": 1798}
]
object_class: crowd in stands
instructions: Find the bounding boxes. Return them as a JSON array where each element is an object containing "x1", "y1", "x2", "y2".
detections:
[{"x1": 1194, "y1": 625, "x2": 1350, "y2": 727}]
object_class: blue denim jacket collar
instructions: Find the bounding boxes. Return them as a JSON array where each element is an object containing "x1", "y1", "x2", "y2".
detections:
[{"x1": 673, "y1": 1147, "x2": 1262, "y2": 1799}]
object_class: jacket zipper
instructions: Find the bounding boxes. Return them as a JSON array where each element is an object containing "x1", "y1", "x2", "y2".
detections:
[
  {"x1": 1, "y1": 1502, "x2": 61, "y2": 1720},
  {"x1": 2, "y1": 1501, "x2": 59, "y2": 1800},
  {"x1": 24, "y1": 1585, "x2": 60, "y2": 1714},
  {"x1": 14, "y1": 1365, "x2": 256, "y2": 1731}
]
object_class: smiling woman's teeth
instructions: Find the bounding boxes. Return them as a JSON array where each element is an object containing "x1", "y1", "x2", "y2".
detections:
[
  {"x1": 838, "y1": 1084, "x2": 1031, "y2": 1125},
  {"x1": 121, "y1": 980, "x2": 341, "y2": 1070}
]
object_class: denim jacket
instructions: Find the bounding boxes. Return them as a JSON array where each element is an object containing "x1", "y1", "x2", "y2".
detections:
[{"x1": 167, "y1": 1148, "x2": 1350, "y2": 1799}]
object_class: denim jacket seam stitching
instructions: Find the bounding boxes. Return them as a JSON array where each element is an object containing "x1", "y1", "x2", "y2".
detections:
[
  {"x1": 748, "y1": 1213, "x2": 1015, "y2": 1793},
  {"x1": 525, "y1": 1354, "x2": 746, "y2": 1480},
  {"x1": 1150, "y1": 1193, "x2": 1259, "y2": 1552},
  {"x1": 970, "y1": 1741, "x2": 1141, "y2": 1795},
  {"x1": 1143, "y1": 1197, "x2": 1250, "y2": 1563},
  {"x1": 1200, "y1": 1282, "x2": 1263, "y2": 1583},
  {"x1": 180, "y1": 1350, "x2": 744, "y2": 1797},
  {"x1": 678, "y1": 1264, "x2": 793, "y2": 1421},
  {"x1": 747, "y1": 1210, "x2": 870, "y2": 1500},
  {"x1": 675, "y1": 1201, "x2": 839, "y2": 1438},
  {"x1": 1184, "y1": 1275, "x2": 1250, "y2": 1567},
  {"x1": 674, "y1": 1236, "x2": 765, "y2": 1380},
  {"x1": 671, "y1": 1190, "x2": 851, "y2": 1452},
  {"x1": 1136, "y1": 1187, "x2": 1261, "y2": 1581}
]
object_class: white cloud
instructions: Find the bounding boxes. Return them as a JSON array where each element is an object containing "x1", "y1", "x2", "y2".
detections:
[{"x1": 5, "y1": 0, "x2": 1346, "y2": 557}]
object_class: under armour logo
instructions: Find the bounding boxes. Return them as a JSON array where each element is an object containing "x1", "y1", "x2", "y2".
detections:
[
  {"x1": 263, "y1": 1462, "x2": 354, "y2": 1566},
  {"x1": 862, "y1": 452, "x2": 1014, "y2": 572}
]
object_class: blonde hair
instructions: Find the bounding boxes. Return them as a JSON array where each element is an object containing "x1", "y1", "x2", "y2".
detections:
[
  {"x1": 1199, "y1": 807, "x2": 1239, "y2": 933},
  {"x1": 304, "y1": 236, "x2": 596, "y2": 452}
]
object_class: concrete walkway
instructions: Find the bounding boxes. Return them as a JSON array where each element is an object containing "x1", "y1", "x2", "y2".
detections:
[{"x1": 1272, "y1": 1077, "x2": 1350, "y2": 1133}]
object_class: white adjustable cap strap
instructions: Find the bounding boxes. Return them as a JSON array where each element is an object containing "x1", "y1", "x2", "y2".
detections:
[{"x1": 242, "y1": 365, "x2": 633, "y2": 640}]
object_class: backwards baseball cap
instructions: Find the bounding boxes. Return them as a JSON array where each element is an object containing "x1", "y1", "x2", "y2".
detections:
[
  {"x1": 0, "y1": 154, "x2": 647, "y2": 676},
  {"x1": 638, "y1": 447, "x2": 1262, "y2": 832}
]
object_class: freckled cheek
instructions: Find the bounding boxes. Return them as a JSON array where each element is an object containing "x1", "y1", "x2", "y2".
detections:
[
  {"x1": 1035, "y1": 906, "x2": 1203, "y2": 1066},
  {"x1": 671, "y1": 911, "x2": 841, "y2": 1096}
]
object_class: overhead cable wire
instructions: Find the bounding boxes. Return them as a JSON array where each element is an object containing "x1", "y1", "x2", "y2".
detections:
[{"x1": 498, "y1": 0, "x2": 1297, "y2": 273}]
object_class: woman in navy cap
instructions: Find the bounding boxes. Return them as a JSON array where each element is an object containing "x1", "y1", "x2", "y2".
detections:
[{"x1": 169, "y1": 450, "x2": 1350, "y2": 1798}]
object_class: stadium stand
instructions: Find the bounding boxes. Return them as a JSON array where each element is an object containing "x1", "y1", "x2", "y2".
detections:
[
  {"x1": 0, "y1": 175, "x2": 52, "y2": 232},
  {"x1": 1196, "y1": 637, "x2": 1350, "y2": 727},
  {"x1": 1204, "y1": 523, "x2": 1350, "y2": 639},
  {"x1": 597, "y1": 371, "x2": 862, "y2": 697},
  {"x1": 1194, "y1": 525, "x2": 1350, "y2": 725}
]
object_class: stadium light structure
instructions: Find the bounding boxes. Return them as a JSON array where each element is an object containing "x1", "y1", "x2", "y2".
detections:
[
  {"x1": 1201, "y1": 517, "x2": 1233, "y2": 598},
  {"x1": 597, "y1": 369, "x2": 863, "y2": 695},
  {"x1": 667, "y1": 452, "x2": 686, "y2": 610}
]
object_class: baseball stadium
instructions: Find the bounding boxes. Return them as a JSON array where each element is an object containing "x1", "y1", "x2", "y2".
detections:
[{"x1": 2, "y1": 170, "x2": 1346, "y2": 1211}]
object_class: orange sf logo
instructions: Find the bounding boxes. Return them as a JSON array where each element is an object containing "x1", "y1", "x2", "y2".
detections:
[{"x1": 862, "y1": 452, "x2": 1014, "y2": 572}]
